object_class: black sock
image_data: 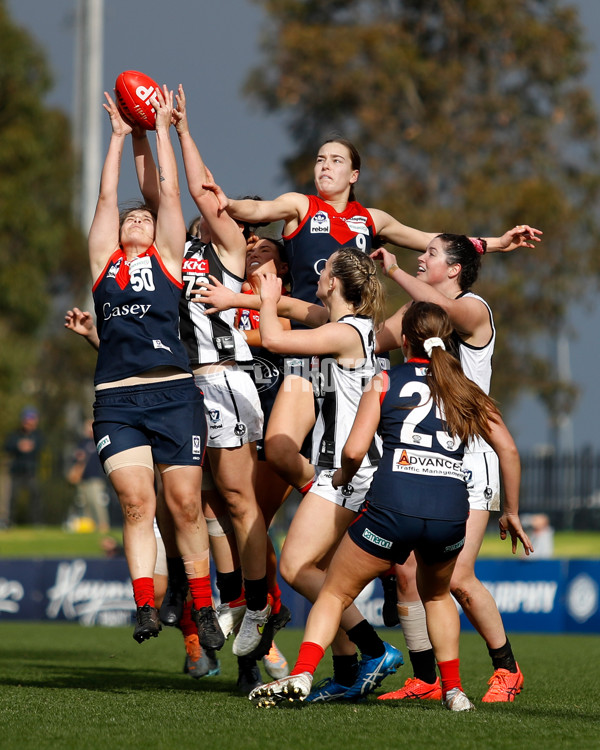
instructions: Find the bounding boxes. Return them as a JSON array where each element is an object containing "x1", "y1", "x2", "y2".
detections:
[
  {"x1": 488, "y1": 638, "x2": 517, "y2": 673},
  {"x1": 409, "y1": 648, "x2": 437, "y2": 684},
  {"x1": 332, "y1": 654, "x2": 359, "y2": 687},
  {"x1": 346, "y1": 619, "x2": 385, "y2": 658},
  {"x1": 244, "y1": 575, "x2": 268, "y2": 611},
  {"x1": 166, "y1": 557, "x2": 187, "y2": 588},
  {"x1": 216, "y1": 568, "x2": 243, "y2": 604}
]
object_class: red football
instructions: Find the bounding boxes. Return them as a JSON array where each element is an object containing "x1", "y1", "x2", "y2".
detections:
[{"x1": 114, "y1": 70, "x2": 160, "y2": 130}]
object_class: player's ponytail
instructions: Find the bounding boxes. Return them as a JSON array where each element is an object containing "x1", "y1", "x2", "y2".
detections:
[{"x1": 402, "y1": 302, "x2": 500, "y2": 444}]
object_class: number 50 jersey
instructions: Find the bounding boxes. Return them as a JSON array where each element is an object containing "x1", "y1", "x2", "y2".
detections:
[{"x1": 92, "y1": 245, "x2": 192, "y2": 386}]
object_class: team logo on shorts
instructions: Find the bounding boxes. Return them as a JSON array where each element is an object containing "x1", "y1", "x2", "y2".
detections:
[
  {"x1": 192, "y1": 435, "x2": 202, "y2": 455},
  {"x1": 208, "y1": 409, "x2": 222, "y2": 425},
  {"x1": 234, "y1": 423, "x2": 247, "y2": 437},
  {"x1": 484, "y1": 486, "x2": 493, "y2": 500},
  {"x1": 341, "y1": 484, "x2": 354, "y2": 497}
]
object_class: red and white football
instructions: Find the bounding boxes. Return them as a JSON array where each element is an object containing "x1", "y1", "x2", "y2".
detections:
[{"x1": 114, "y1": 70, "x2": 160, "y2": 130}]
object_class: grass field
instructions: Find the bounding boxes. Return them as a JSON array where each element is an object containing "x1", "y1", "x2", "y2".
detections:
[
  {"x1": 1, "y1": 526, "x2": 599, "y2": 559},
  {"x1": 0, "y1": 623, "x2": 598, "y2": 750}
]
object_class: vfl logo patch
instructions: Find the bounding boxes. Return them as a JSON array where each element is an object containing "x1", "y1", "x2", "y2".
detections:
[
  {"x1": 192, "y1": 435, "x2": 202, "y2": 455},
  {"x1": 310, "y1": 210, "x2": 330, "y2": 234},
  {"x1": 152, "y1": 339, "x2": 173, "y2": 353},
  {"x1": 96, "y1": 435, "x2": 111, "y2": 454},
  {"x1": 208, "y1": 409, "x2": 221, "y2": 424},
  {"x1": 362, "y1": 527, "x2": 392, "y2": 550}
]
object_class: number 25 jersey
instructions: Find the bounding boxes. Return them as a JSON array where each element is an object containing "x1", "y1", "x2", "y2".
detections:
[{"x1": 367, "y1": 361, "x2": 469, "y2": 522}]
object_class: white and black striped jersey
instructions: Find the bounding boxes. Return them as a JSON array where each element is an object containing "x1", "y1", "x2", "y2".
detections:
[
  {"x1": 450, "y1": 291, "x2": 495, "y2": 452},
  {"x1": 178, "y1": 238, "x2": 252, "y2": 366},
  {"x1": 311, "y1": 315, "x2": 381, "y2": 469}
]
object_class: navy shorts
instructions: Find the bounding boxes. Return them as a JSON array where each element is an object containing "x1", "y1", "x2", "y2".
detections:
[
  {"x1": 93, "y1": 378, "x2": 207, "y2": 468},
  {"x1": 348, "y1": 502, "x2": 467, "y2": 566}
]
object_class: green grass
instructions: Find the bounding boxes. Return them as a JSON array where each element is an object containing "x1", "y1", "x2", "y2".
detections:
[
  {"x1": 1, "y1": 526, "x2": 598, "y2": 559},
  {"x1": 0, "y1": 624, "x2": 598, "y2": 750}
]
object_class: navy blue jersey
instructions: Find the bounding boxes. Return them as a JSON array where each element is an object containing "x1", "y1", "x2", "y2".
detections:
[
  {"x1": 93, "y1": 246, "x2": 191, "y2": 385},
  {"x1": 366, "y1": 361, "x2": 469, "y2": 521},
  {"x1": 284, "y1": 195, "x2": 375, "y2": 308}
]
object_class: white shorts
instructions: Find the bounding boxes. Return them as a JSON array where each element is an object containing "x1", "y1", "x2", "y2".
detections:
[
  {"x1": 463, "y1": 450, "x2": 500, "y2": 511},
  {"x1": 194, "y1": 366, "x2": 264, "y2": 449},
  {"x1": 310, "y1": 464, "x2": 377, "y2": 513}
]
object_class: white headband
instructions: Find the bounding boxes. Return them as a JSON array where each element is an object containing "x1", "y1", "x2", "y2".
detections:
[{"x1": 423, "y1": 337, "x2": 446, "y2": 357}]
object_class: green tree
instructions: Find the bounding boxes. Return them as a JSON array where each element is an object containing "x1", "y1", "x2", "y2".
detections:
[
  {"x1": 0, "y1": 1, "x2": 91, "y2": 503},
  {"x1": 246, "y1": 0, "x2": 600, "y2": 416}
]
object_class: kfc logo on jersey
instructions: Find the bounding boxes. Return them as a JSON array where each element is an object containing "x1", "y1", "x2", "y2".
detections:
[
  {"x1": 182, "y1": 258, "x2": 210, "y2": 274},
  {"x1": 345, "y1": 215, "x2": 369, "y2": 235},
  {"x1": 310, "y1": 211, "x2": 331, "y2": 234}
]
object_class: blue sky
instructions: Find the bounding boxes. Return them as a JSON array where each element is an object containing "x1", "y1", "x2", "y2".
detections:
[{"x1": 6, "y1": 0, "x2": 600, "y2": 453}]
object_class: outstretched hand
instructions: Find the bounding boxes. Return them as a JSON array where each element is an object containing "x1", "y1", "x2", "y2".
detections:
[
  {"x1": 173, "y1": 83, "x2": 189, "y2": 134},
  {"x1": 201, "y1": 176, "x2": 230, "y2": 212},
  {"x1": 496, "y1": 225, "x2": 543, "y2": 253},
  {"x1": 257, "y1": 272, "x2": 282, "y2": 303},
  {"x1": 191, "y1": 274, "x2": 237, "y2": 314},
  {"x1": 103, "y1": 92, "x2": 132, "y2": 136},
  {"x1": 499, "y1": 512, "x2": 534, "y2": 556},
  {"x1": 151, "y1": 84, "x2": 174, "y2": 131},
  {"x1": 65, "y1": 307, "x2": 95, "y2": 338},
  {"x1": 370, "y1": 247, "x2": 398, "y2": 275}
]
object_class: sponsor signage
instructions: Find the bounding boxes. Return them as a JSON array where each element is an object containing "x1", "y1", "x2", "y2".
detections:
[{"x1": 0, "y1": 558, "x2": 598, "y2": 633}]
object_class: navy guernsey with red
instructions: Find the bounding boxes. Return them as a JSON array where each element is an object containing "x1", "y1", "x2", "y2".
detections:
[
  {"x1": 92, "y1": 245, "x2": 191, "y2": 386},
  {"x1": 284, "y1": 195, "x2": 375, "y2": 306},
  {"x1": 366, "y1": 361, "x2": 469, "y2": 522}
]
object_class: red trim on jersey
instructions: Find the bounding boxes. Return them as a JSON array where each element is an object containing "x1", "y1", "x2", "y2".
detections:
[
  {"x1": 379, "y1": 370, "x2": 390, "y2": 406},
  {"x1": 282, "y1": 195, "x2": 375, "y2": 241},
  {"x1": 92, "y1": 247, "x2": 123, "y2": 292},
  {"x1": 92, "y1": 245, "x2": 183, "y2": 292}
]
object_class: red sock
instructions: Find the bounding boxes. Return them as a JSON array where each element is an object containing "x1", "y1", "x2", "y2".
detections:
[
  {"x1": 179, "y1": 600, "x2": 196, "y2": 637},
  {"x1": 269, "y1": 583, "x2": 282, "y2": 615},
  {"x1": 291, "y1": 641, "x2": 325, "y2": 676},
  {"x1": 438, "y1": 658, "x2": 462, "y2": 696},
  {"x1": 132, "y1": 577, "x2": 155, "y2": 608},
  {"x1": 188, "y1": 576, "x2": 213, "y2": 610}
]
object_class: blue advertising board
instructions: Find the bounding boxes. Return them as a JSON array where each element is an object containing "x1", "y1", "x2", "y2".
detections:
[{"x1": 0, "y1": 558, "x2": 598, "y2": 633}]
